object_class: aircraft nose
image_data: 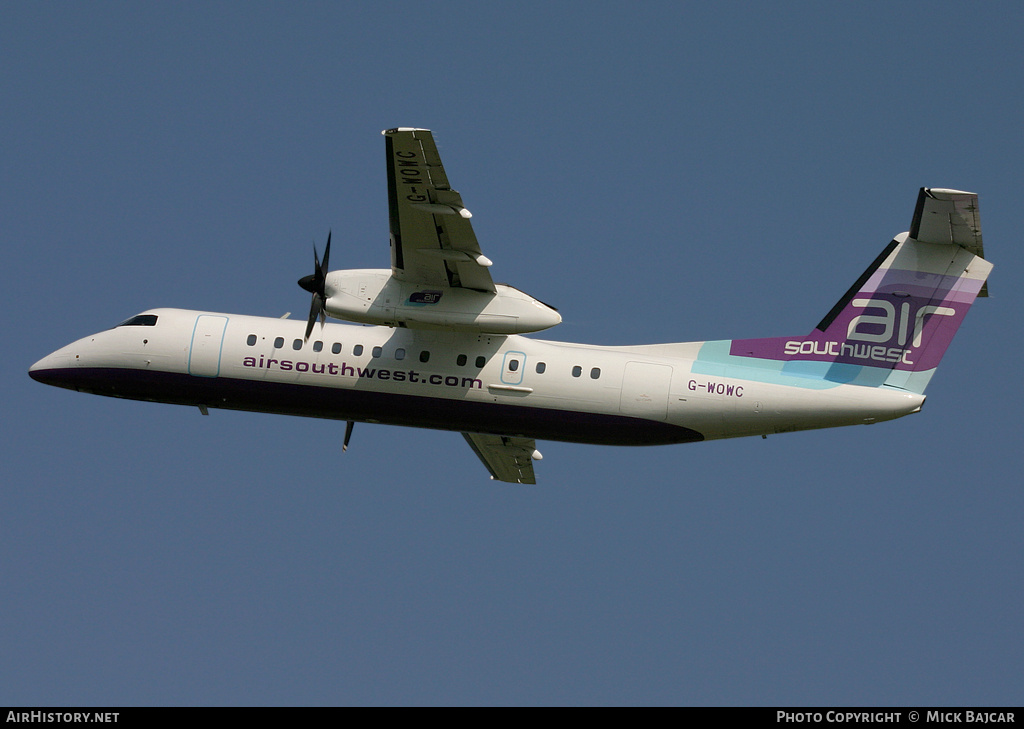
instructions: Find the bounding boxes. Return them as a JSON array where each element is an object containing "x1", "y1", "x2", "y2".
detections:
[
  {"x1": 28, "y1": 351, "x2": 75, "y2": 388},
  {"x1": 29, "y1": 356, "x2": 52, "y2": 384}
]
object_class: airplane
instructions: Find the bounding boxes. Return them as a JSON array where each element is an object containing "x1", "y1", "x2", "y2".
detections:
[{"x1": 29, "y1": 128, "x2": 992, "y2": 484}]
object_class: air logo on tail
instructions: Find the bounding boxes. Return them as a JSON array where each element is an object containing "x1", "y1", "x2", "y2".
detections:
[
  {"x1": 847, "y1": 298, "x2": 955, "y2": 347},
  {"x1": 780, "y1": 296, "x2": 961, "y2": 367}
]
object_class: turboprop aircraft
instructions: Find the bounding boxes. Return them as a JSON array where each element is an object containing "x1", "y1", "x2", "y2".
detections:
[{"x1": 29, "y1": 128, "x2": 992, "y2": 484}]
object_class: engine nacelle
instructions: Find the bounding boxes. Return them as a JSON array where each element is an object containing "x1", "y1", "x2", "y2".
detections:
[{"x1": 322, "y1": 270, "x2": 561, "y2": 334}]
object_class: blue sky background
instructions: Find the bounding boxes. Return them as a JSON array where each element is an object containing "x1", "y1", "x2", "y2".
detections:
[{"x1": 3, "y1": 2, "x2": 1023, "y2": 706}]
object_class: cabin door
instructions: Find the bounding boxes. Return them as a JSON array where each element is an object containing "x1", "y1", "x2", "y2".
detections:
[
  {"x1": 189, "y1": 315, "x2": 229, "y2": 377},
  {"x1": 500, "y1": 350, "x2": 526, "y2": 385}
]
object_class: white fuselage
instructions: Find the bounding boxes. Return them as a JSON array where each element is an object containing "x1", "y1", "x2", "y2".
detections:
[{"x1": 30, "y1": 308, "x2": 925, "y2": 446}]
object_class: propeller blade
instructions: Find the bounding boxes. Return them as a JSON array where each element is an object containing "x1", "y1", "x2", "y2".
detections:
[
  {"x1": 305, "y1": 293, "x2": 321, "y2": 341},
  {"x1": 300, "y1": 231, "x2": 333, "y2": 341}
]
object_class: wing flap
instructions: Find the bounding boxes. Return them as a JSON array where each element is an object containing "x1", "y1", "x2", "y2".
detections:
[{"x1": 462, "y1": 432, "x2": 539, "y2": 484}]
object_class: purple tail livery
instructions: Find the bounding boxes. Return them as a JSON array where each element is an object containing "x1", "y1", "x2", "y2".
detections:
[{"x1": 729, "y1": 189, "x2": 992, "y2": 394}]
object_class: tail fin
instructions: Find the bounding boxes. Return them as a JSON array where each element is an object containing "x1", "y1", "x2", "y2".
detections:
[{"x1": 728, "y1": 189, "x2": 992, "y2": 394}]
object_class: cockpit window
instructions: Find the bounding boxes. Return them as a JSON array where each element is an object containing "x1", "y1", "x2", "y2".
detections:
[{"x1": 116, "y1": 314, "x2": 158, "y2": 327}]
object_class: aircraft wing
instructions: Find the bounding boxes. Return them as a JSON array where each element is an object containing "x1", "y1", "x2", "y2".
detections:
[
  {"x1": 462, "y1": 432, "x2": 539, "y2": 484},
  {"x1": 383, "y1": 128, "x2": 495, "y2": 293}
]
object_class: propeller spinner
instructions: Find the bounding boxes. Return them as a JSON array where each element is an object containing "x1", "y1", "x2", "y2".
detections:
[{"x1": 298, "y1": 231, "x2": 331, "y2": 340}]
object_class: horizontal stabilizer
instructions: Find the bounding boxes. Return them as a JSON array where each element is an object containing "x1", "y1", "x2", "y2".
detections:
[{"x1": 909, "y1": 188, "x2": 986, "y2": 295}]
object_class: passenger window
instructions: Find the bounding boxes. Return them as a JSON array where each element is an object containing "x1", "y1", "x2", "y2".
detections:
[
  {"x1": 353, "y1": 344, "x2": 364, "y2": 356},
  {"x1": 536, "y1": 362, "x2": 546, "y2": 374},
  {"x1": 395, "y1": 348, "x2": 406, "y2": 361},
  {"x1": 372, "y1": 346, "x2": 382, "y2": 358},
  {"x1": 274, "y1": 337, "x2": 284, "y2": 349},
  {"x1": 475, "y1": 356, "x2": 486, "y2": 368},
  {"x1": 509, "y1": 359, "x2": 519, "y2": 372},
  {"x1": 420, "y1": 350, "x2": 430, "y2": 363},
  {"x1": 313, "y1": 341, "x2": 323, "y2": 352},
  {"x1": 457, "y1": 354, "x2": 467, "y2": 366},
  {"x1": 332, "y1": 343, "x2": 342, "y2": 354},
  {"x1": 293, "y1": 339, "x2": 303, "y2": 351},
  {"x1": 246, "y1": 334, "x2": 257, "y2": 346},
  {"x1": 572, "y1": 365, "x2": 582, "y2": 378},
  {"x1": 591, "y1": 367, "x2": 601, "y2": 379}
]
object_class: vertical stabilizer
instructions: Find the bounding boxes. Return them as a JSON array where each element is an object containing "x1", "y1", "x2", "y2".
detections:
[{"x1": 726, "y1": 189, "x2": 991, "y2": 394}]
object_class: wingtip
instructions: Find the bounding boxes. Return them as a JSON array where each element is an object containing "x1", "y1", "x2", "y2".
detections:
[
  {"x1": 925, "y1": 187, "x2": 976, "y2": 197},
  {"x1": 382, "y1": 127, "x2": 431, "y2": 135}
]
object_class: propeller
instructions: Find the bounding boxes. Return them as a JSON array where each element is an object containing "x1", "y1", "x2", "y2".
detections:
[{"x1": 298, "y1": 231, "x2": 331, "y2": 340}]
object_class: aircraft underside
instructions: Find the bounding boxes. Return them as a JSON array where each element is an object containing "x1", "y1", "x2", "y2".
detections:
[{"x1": 32, "y1": 365, "x2": 705, "y2": 446}]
